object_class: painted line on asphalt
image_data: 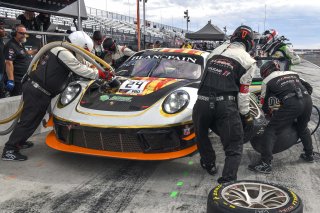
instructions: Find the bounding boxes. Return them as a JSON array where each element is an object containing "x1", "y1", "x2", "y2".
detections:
[
  {"x1": 169, "y1": 160, "x2": 195, "y2": 198},
  {"x1": 170, "y1": 191, "x2": 178, "y2": 198}
]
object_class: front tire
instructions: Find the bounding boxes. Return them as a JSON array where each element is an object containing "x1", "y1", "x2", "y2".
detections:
[{"x1": 207, "y1": 180, "x2": 303, "y2": 213}]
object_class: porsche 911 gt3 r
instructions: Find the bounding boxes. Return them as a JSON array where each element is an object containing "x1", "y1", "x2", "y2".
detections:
[{"x1": 47, "y1": 48, "x2": 265, "y2": 160}]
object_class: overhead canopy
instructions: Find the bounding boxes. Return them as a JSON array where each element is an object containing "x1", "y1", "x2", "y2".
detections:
[
  {"x1": 186, "y1": 20, "x2": 225, "y2": 41},
  {"x1": 0, "y1": 0, "x2": 87, "y2": 19}
]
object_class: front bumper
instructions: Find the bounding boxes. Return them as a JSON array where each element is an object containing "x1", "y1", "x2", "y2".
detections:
[{"x1": 47, "y1": 117, "x2": 197, "y2": 160}]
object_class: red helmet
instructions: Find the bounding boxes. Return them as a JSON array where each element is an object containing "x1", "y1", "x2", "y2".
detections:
[
  {"x1": 230, "y1": 25, "x2": 254, "y2": 52},
  {"x1": 260, "y1": 60, "x2": 280, "y2": 79},
  {"x1": 260, "y1": 29, "x2": 278, "y2": 51}
]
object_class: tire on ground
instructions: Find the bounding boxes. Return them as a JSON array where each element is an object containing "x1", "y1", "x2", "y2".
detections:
[{"x1": 207, "y1": 180, "x2": 303, "y2": 213}]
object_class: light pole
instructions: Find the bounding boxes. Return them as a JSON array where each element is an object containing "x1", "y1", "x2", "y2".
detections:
[
  {"x1": 142, "y1": 0, "x2": 147, "y2": 49},
  {"x1": 137, "y1": 0, "x2": 148, "y2": 51},
  {"x1": 77, "y1": 0, "x2": 82, "y2": 30},
  {"x1": 136, "y1": 0, "x2": 141, "y2": 51},
  {"x1": 264, "y1": 4, "x2": 267, "y2": 32},
  {"x1": 184, "y1": 10, "x2": 190, "y2": 32}
]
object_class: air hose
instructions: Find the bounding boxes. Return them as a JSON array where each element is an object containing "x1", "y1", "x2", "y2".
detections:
[
  {"x1": 310, "y1": 105, "x2": 320, "y2": 136},
  {"x1": 0, "y1": 41, "x2": 114, "y2": 135}
]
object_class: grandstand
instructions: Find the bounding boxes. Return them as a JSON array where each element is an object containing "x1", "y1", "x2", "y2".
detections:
[{"x1": 0, "y1": 6, "x2": 186, "y2": 49}]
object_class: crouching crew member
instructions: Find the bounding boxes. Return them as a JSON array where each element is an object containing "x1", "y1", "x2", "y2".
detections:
[
  {"x1": 193, "y1": 25, "x2": 257, "y2": 184},
  {"x1": 249, "y1": 60, "x2": 314, "y2": 174},
  {"x1": 102, "y1": 38, "x2": 135, "y2": 69},
  {"x1": 2, "y1": 31, "x2": 117, "y2": 161}
]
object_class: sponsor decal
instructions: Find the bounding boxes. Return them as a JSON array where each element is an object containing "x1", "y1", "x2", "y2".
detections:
[
  {"x1": 119, "y1": 80, "x2": 149, "y2": 94},
  {"x1": 290, "y1": 190, "x2": 298, "y2": 205},
  {"x1": 268, "y1": 96, "x2": 280, "y2": 106},
  {"x1": 278, "y1": 190, "x2": 298, "y2": 213},
  {"x1": 255, "y1": 210, "x2": 270, "y2": 213},
  {"x1": 240, "y1": 84, "x2": 250, "y2": 93},
  {"x1": 183, "y1": 125, "x2": 191, "y2": 136},
  {"x1": 8, "y1": 48, "x2": 15, "y2": 59},
  {"x1": 279, "y1": 206, "x2": 294, "y2": 213},
  {"x1": 213, "y1": 184, "x2": 222, "y2": 200},
  {"x1": 109, "y1": 96, "x2": 132, "y2": 102},
  {"x1": 207, "y1": 66, "x2": 231, "y2": 77},
  {"x1": 129, "y1": 55, "x2": 198, "y2": 64},
  {"x1": 100, "y1": 94, "x2": 132, "y2": 102},
  {"x1": 100, "y1": 95, "x2": 110, "y2": 101},
  {"x1": 213, "y1": 58, "x2": 235, "y2": 70}
]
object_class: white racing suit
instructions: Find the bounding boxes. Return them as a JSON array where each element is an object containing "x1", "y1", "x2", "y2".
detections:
[
  {"x1": 4, "y1": 46, "x2": 100, "y2": 151},
  {"x1": 110, "y1": 45, "x2": 136, "y2": 69}
]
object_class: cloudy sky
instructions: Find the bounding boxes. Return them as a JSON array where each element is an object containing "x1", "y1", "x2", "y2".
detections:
[{"x1": 84, "y1": 0, "x2": 320, "y2": 49}]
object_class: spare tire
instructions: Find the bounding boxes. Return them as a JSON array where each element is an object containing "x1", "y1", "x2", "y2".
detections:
[
  {"x1": 250, "y1": 123, "x2": 299, "y2": 154},
  {"x1": 207, "y1": 180, "x2": 303, "y2": 213}
]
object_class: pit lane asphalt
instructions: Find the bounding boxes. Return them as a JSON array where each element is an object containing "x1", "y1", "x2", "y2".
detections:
[{"x1": 0, "y1": 60, "x2": 320, "y2": 213}]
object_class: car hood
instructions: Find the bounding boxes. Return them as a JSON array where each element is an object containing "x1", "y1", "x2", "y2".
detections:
[{"x1": 79, "y1": 77, "x2": 193, "y2": 112}]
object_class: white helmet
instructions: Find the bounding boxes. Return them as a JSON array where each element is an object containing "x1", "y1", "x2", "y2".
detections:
[{"x1": 68, "y1": 31, "x2": 93, "y2": 52}]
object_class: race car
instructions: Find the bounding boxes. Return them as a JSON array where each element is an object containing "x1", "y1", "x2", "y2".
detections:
[{"x1": 46, "y1": 48, "x2": 265, "y2": 160}]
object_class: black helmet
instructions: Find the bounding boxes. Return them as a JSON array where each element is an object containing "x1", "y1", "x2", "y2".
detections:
[
  {"x1": 92, "y1": 30, "x2": 103, "y2": 41},
  {"x1": 230, "y1": 25, "x2": 254, "y2": 52},
  {"x1": 260, "y1": 60, "x2": 280, "y2": 79},
  {"x1": 103, "y1": 37, "x2": 116, "y2": 51}
]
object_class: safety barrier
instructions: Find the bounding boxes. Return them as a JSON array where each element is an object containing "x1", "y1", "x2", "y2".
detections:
[{"x1": 0, "y1": 96, "x2": 51, "y2": 143}]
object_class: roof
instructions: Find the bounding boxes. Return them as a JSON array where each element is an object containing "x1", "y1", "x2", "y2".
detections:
[
  {"x1": 0, "y1": 0, "x2": 88, "y2": 19},
  {"x1": 185, "y1": 20, "x2": 226, "y2": 41}
]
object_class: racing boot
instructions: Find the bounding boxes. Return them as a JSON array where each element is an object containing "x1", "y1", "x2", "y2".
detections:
[
  {"x1": 248, "y1": 160, "x2": 272, "y2": 174},
  {"x1": 300, "y1": 153, "x2": 314, "y2": 163},
  {"x1": 19, "y1": 141, "x2": 34, "y2": 149},
  {"x1": 217, "y1": 176, "x2": 236, "y2": 184},
  {"x1": 200, "y1": 158, "x2": 218, "y2": 175},
  {"x1": 2, "y1": 149, "x2": 28, "y2": 161}
]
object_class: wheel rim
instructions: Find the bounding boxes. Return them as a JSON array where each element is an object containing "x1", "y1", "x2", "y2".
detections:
[
  {"x1": 221, "y1": 182, "x2": 290, "y2": 209},
  {"x1": 249, "y1": 95, "x2": 261, "y2": 119}
]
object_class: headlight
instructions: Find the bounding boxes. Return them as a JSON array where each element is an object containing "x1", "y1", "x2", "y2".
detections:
[
  {"x1": 60, "y1": 83, "x2": 81, "y2": 106},
  {"x1": 162, "y1": 90, "x2": 190, "y2": 114}
]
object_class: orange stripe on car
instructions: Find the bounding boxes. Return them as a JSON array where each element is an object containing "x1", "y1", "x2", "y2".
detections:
[
  {"x1": 182, "y1": 133, "x2": 195, "y2": 141},
  {"x1": 154, "y1": 78, "x2": 177, "y2": 91},
  {"x1": 160, "y1": 48, "x2": 170, "y2": 52}
]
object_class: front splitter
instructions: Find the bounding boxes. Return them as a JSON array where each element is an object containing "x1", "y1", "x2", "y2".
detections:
[{"x1": 46, "y1": 131, "x2": 198, "y2": 160}]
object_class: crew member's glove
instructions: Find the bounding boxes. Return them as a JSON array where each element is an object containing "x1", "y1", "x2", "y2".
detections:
[
  {"x1": 98, "y1": 68, "x2": 115, "y2": 80},
  {"x1": 254, "y1": 56, "x2": 261, "y2": 61},
  {"x1": 108, "y1": 78, "x2": 121, "y2": 89},
  {"x1": 6, "y1": 80, "x2": 15, "y2": 91},
  {"x1": 98, "y1": 69, "x2": 107, "y2": 80},
  {"x1": 241, "y1": 112, "x2": 254, "y2": 128}
]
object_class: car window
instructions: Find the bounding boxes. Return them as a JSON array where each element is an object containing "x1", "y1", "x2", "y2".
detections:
[
  {"x1": 116, "y1": 51, "x2": 204, "y2": 80},
  {"x1": 151, "y1": 58, "x2": 201, "y2": 79},
  {"x1": 131, "y1": 58, "x2": 158, "y2": 77}
]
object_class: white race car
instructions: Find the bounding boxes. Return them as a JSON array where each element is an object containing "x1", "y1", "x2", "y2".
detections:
[{"x1": 47, "y1": 48, "x2": 265, "y2": 160}]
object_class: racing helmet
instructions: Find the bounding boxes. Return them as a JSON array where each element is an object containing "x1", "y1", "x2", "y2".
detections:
[
  {"x1": 230, "y1": 25, "x2": 254, "y2": 52},
  {"x1": 68, "y1": 31, "x2": 94, "y2": 52},
  {"x1": 260, "y1": 60, "x2": 280, "y2": 79},
  {"x1": 260, "y1": 29, "x2": 278, "y2": 51},
  {"x1": 103, "y1": 37, "x2": 116, "y2": 52}
]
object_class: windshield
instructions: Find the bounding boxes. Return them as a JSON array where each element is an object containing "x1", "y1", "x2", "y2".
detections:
[{"x1": 116, "y1": 51, "x2": 204, "y2": 80}]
